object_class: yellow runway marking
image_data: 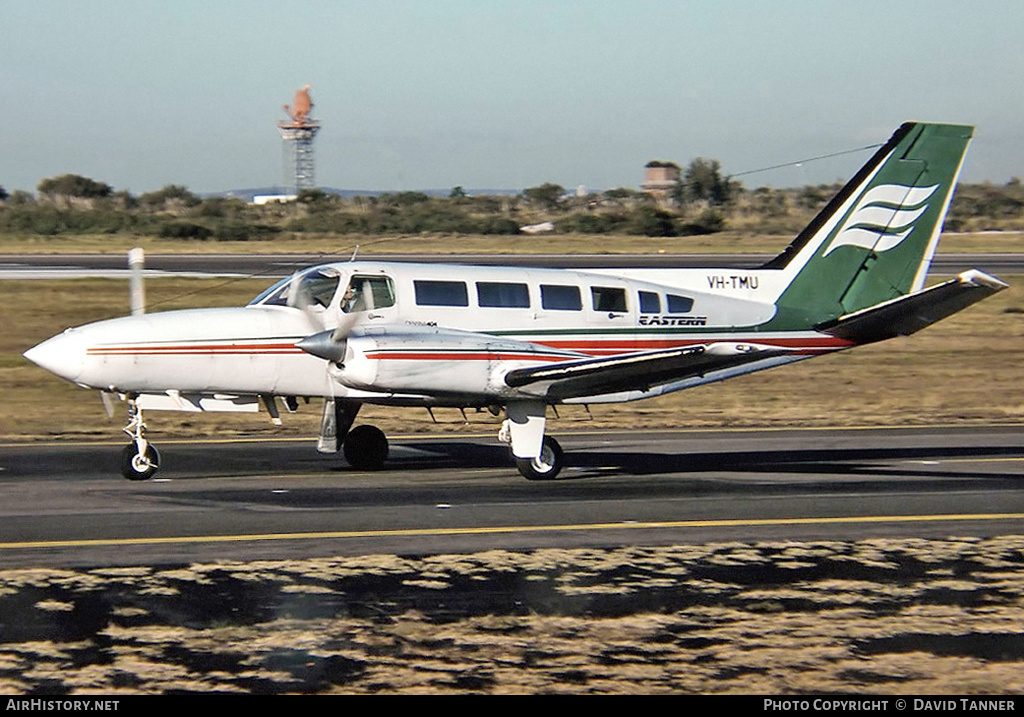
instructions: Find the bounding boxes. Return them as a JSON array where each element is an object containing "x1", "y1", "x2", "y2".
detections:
[{"x1": 2, "y1": 513, "x2": 1023, "y2": 551}]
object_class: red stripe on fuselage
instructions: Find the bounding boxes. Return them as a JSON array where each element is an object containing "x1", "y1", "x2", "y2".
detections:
[
  {"x1": 365, "y1": 352, "x2": 571, "y2": 362},
  {"x1": 87, "y1": 343, "x2": 305, "y2": 356},
  {"x1": 85, "y1": 335, "x2": 854, "y2": 360},
  {"x1": 366, "y1": 336, "x2": 852, "y2": 362}
]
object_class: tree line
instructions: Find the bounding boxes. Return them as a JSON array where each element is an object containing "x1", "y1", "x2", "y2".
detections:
[{"x1": 1, "y1": 167, "x2": 1021, "y2": 241}]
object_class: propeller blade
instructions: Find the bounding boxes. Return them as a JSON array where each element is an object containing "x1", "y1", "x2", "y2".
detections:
[
  {"x1": 332, "y1": 311, "x2": 358, "y2": 342},
  {"x1": 99, "y1": 391, "x2": 116, "y2": 418},
  {"x1": 286, "y1": 271, "x2": 326, "y2": 332},
  {"x1": 289, "y1": 267, "x2": 357, "y2": 362}
]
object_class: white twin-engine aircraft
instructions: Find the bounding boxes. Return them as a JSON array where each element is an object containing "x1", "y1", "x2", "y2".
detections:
[{"x1": 24, "y1": 122, "x2": 1008, "y2": 480}]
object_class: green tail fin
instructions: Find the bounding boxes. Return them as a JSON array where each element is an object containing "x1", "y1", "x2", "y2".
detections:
[{"x1": 768, "y1": 122, "x2": 973, "y2": 324}]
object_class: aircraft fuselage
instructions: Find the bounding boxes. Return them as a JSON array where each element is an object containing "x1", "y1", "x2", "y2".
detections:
[{"x1": 25, "y1": 261, "x2": 839, "y2": 407}]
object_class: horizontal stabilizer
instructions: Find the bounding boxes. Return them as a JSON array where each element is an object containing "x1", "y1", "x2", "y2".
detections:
[
  {"x1": 504, "y1": 342, "x2": 785, "y2": 400},
  {"x1": 816, "y1": 270, "x2": 1008, "y2": 344}
]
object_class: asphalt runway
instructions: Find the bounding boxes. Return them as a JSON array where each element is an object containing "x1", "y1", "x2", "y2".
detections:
[{"x1": 1, "y1": 425, "x2": 1023, "y2": 569}]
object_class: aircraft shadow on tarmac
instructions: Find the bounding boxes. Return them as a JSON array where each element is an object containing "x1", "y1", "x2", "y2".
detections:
[
  {"x1": 394, "y1": 440, "x2": 1024, "y2": 485},
  {"x1": 5, "y1": 440, "x2": 1022, "y2": 486}
]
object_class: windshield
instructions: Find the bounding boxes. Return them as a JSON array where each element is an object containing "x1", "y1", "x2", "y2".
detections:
[{"x1": 248, "y1": 269, "x2": 342, "y2": 308}]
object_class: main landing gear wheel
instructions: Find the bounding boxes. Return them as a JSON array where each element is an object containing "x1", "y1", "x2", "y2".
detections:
[
  {"x1": 120, "y1": 442, "x2": 160, "y2": 481},
  {"x1": 516, "y1": 436, "x2": 563, "y2": 481},
  {"x1": 343, "y1": 425, "x2": 389, "y2": 471}
]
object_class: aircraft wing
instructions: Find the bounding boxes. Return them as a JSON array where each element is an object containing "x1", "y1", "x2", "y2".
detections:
[{"x1": 503, "y1": 342, "x2": 786, "y2": 401}]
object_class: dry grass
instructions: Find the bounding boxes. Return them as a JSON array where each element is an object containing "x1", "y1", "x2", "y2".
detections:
[
  {"x1": 2, "y1": 539, "x2": 1024, "y2": 694},
  {"x1": 0, "y1": 231, "x2": 781, "y2": 256},
  {"x1": 0, "y1": 230, "x2": 1021, "y2": 257}
]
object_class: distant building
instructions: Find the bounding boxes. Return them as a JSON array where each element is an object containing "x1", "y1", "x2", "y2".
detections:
[
  {"x1": 520, "y1": 221, "x2": 555, "y2": 235},
  {"x1": 642, "y1": 160, "x2": 681, "y2": 198},
  {"x1": 252, "y1": 194, "x2": 297, "y2": 205}
]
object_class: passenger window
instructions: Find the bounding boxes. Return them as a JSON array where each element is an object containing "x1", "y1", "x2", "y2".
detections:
[
  {"x1": 414, "y1": 280, "x2": 469, "y2": 307},
  {"x1": 342, "y1": 275, "x2": 396, "y2": 313},
  {"x1": 477, "y1": 282, "x2": 530, "y2": 308},
  {"x1": 667, "y1": 294, "x2": 694, "y2": 313},
  {"x1": 591, "y1": 286, "x2": 627, "y2": 313},
  {"x1": 638, "y1": 291, "x2": 661, "y2": 313},
  {"x1": 540, "y1": 284, "x2": 582, "y2": 311}
]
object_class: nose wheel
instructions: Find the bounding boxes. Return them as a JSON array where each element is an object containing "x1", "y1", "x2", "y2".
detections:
[
  {"x1": 120, "y1": 397, "x2": 160, "y2": 480},
  {"x1": 121, "y1": 441, "x2": 160, "y2": 481}
]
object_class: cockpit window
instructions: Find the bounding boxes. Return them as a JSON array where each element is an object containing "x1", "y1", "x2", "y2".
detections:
[
  {"x1": 248, "y1": 276, "x2": 291, "y2": 306},
  {"x1": 302, "y1": 271, "x2": 342, "y2": 308},
  {"x1": 342, "y1": 275, "x2": 396, "y2": 313},
  {"x1": 248, "y1": 269, "x2": 341, "y2": 308}
]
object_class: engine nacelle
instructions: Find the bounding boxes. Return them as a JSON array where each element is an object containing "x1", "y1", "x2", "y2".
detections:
[{"x1": 332, "y1": 326, "x2": 576, "y2": 400}]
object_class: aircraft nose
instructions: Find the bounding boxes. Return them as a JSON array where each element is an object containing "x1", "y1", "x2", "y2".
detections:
[{"x1": 23, "y1": 329, "x2": 87, "y2": 383}]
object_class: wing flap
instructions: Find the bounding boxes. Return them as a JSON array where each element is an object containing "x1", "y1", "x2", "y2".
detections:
[
  {"x1": 816, "y1": 269, "x2": 1008, "y2": 344},
  {"x1": 504, "y1": 342, "x2": 786, "y2": 400},
  {"x1": 135, "y1": 391, "x2": 260, "y2": 412}
]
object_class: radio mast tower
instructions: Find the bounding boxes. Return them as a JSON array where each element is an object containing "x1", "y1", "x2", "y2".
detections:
[{"x1": 278, "y1": 85, "x2": 321, "y2": 193}]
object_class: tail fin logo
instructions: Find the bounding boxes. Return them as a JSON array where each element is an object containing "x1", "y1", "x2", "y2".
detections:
[{"x1": 822, "y1": 183, "x2": 939, "y2": 257}]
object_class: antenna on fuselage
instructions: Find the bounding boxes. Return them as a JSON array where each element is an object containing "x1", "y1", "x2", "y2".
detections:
[
  {"x1": 350, "y1": 245, "x2": 359, "y2": 261},
  {"x1": 128, "y1": 248, "x2": 145, "y2": 316}
]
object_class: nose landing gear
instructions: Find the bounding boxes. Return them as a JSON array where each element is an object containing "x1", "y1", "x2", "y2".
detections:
[{"x1": 121, "y1": 397, "x2": 159, "y2": 480}]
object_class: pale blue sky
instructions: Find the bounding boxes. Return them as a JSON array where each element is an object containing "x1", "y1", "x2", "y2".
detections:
[{"x1": 2, "y1": 1, "x2": 1022, "y2": 194}]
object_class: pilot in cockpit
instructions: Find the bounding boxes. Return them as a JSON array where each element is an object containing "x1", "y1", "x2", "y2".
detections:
[{"x1": 341, "y1": 281, "x2": 363, "y2": 313}]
